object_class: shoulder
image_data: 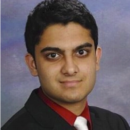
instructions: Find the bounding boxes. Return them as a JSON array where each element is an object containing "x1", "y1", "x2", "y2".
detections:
[
  {"x1": 89, "y1": 106, "x2": 130, "y2": 129},
  {"x1": 89, "y1": 106, "x2": 118, "y2": 117},
  {"x1": 1, "y1": 107, "x2": 42, "y2": 130},
  {"x1": 89, "y1": 106, "x2": 125, "y2": 119},
  {"x1": 1, "y1": 89, "x2": 55, "y2": 130}
]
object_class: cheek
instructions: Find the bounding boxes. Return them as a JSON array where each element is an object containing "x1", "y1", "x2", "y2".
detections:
[
  {"x1": 80, "y1": 61, "x2": 97, "y2": 86},
  {"x1": 37, "y1": 63, "x2": 60, "y2": 81},
  {"x1": 80, "y1": 60, "x2": 96, "y2": 74}
]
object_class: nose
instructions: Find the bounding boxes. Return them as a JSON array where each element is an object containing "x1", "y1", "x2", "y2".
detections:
[{"x1": 61, "y1": 56, "x2": 79, "y2": 76}]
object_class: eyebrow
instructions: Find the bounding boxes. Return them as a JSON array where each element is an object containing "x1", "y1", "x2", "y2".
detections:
[
  {"x1": 40, "y1": 47, "x2": 63, "y2": 54},
  {"x1": 75, "y1": 42, "x2": 92, "y2": 51},
  {"x1": 40, "y1": 42, "x2": 92, "y2": 53}
]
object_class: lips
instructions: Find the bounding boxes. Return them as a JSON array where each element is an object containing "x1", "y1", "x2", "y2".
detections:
[{"x1": 60, "y1": 80, "x2": 81, "y2": 87}]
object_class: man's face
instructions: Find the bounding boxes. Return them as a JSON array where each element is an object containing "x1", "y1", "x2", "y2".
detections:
[{"x1": 26, "y1": 22, "x2": 101, "y2": 107}]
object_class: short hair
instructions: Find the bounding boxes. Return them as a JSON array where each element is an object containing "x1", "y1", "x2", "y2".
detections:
[{"x1": 25, "y1": 0, "x2": 98, "y2": 57}]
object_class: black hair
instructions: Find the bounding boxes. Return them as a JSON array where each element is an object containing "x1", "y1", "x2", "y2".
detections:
[{"x1": 25, "y1": 0, "x2": 98, "y2": 57}]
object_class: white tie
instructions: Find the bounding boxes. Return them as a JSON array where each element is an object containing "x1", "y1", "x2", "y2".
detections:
[{"x1": 74, "y1": 116, "x2": 89, "y2": 130}]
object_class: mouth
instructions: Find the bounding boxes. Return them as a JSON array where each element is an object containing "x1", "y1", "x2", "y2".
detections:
[{"x1": 59, "y1": 80, "x2": 81, "y2": 88}]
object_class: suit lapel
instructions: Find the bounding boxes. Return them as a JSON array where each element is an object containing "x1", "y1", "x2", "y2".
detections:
[
  {"x1": 90, "y1": 111, "x2": 109, "y2": 130},
  {"x1": 25, "y1": 89, "x2": 74, "y2": 130},
  {"x1": 52, "y1": 119, "x2": 74, "y2": 130},
  {"x1": 26, "y1": 90, "x2": 110, "y2": 130}
]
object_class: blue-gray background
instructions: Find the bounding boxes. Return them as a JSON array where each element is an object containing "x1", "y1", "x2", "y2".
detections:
[{"x1": 1, "y1": 0, "x2": 130, "y2": 126}]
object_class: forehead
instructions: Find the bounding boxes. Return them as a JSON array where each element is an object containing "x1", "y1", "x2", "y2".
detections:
[{"x1": 37, "y1": 22, "x2": 94, "y2": 49}]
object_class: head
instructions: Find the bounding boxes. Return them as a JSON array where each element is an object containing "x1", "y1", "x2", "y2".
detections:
[{"x1": 25, "y1": 0, "x2": 102, "y2": 109}]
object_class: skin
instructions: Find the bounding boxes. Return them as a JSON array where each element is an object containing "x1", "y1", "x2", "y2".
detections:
[{"x1": 25, "y1": 22, "x2": 102, "y2": 115}]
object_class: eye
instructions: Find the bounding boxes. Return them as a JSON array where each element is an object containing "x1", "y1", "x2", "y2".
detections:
[
  {"x1": 47, "y1": 53, "x2": 59, "y2": 59},
  {"x1": 76, "y1": 49, "x2": 88, "y2": 56}
]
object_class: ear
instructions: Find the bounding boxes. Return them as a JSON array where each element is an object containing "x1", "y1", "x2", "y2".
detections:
[
  {"x1": 95, "y1": 47, "x2": 102, "y2": 71},
  {"x1": 25, "y1": 53, "x2": 38, "y2": 76}
]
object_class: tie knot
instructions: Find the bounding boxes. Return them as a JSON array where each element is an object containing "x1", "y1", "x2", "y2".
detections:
[{"x1": 74, "y1": 116, "x2": 88, "y2": 130}]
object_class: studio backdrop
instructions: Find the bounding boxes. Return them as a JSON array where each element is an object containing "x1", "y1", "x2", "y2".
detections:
[{"x1": 1, "y1": 0, "x2": 130, "y2": 126}]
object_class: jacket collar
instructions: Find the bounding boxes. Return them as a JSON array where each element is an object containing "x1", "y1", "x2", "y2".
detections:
[
  {"x1": 25, "y1": 89, "x2": 74, "y2": 130},
  {"x1": 25, "y1": 89, "x2": 108, "y2": 130},
  {"x1": 90, "y1": 108, "x2": 109, "y2": 130}
]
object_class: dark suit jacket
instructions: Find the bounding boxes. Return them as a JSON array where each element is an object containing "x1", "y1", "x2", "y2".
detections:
[{"x1": 2, "y1": 89, "x2": 130, "y2": 130}]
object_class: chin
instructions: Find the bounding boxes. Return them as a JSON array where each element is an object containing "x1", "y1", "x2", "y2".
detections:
[{"x1": 63, "y1": 94, "x2": 87, "y2": 103}]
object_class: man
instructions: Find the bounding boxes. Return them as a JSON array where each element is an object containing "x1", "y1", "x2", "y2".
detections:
[{"x1": 2, "y1": 0, "x2": 130, "y2": 130}]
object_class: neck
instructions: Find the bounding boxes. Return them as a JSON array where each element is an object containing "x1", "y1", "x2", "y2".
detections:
[{"x1": 52, "y1": 98, "x2": 87, "y2": 115}]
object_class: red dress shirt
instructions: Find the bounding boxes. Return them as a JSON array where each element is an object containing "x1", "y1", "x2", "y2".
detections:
[{"x1": 38, "y1": 88, "x2": 92, "y2": 130}]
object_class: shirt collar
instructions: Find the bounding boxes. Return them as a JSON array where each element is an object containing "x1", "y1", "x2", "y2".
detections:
[{"x1": 37, "y1": 87, "x2": 92, "y2": 130}]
